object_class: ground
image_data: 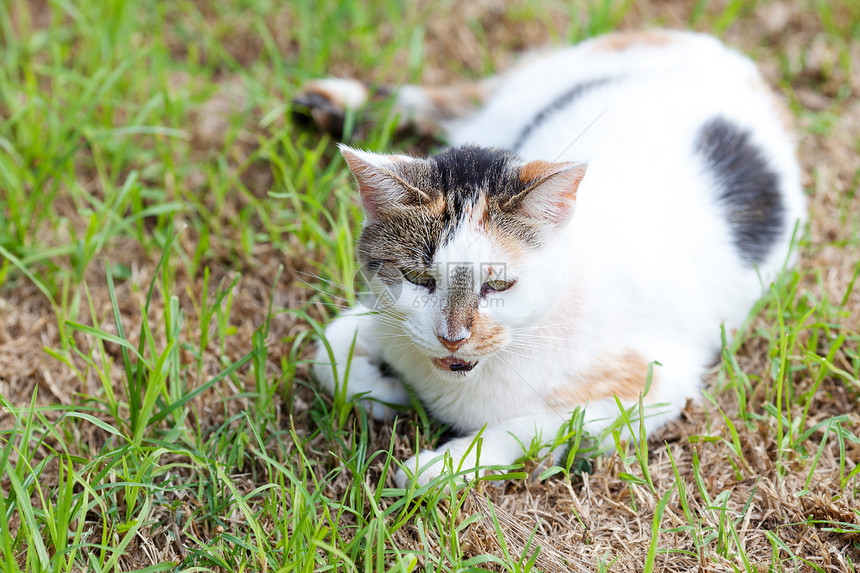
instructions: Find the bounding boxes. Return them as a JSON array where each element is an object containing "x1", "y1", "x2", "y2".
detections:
[{"x1": 0, "y1": 0, "x2": 858, "y2": 571}]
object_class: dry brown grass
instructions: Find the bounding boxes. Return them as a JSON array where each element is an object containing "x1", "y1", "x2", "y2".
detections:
[{"x1": 1, "y1": 0, "x2": 858, "y2": 570}]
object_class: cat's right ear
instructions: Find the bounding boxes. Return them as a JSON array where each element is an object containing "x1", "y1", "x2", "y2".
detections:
[
  {"x1": 511, "y1": 160, "x2": 587, "y2": 228},
  {"x1": 339, "y1": 144, "x2": 430, "y2": 222}
]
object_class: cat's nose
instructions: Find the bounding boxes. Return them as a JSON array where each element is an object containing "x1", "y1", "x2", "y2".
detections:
[{"x1": 437, "y1": 334, "x2": 467, "y2": 352}]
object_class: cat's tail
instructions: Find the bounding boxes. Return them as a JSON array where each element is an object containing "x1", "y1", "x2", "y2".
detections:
[{"x1": 292, "y1": 76, "x2": 499, "y2": 138}]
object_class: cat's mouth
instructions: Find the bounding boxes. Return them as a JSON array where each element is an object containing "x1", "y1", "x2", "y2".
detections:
[{"x1": 432, "y1": 355, "x2": 478, "y2": 373}]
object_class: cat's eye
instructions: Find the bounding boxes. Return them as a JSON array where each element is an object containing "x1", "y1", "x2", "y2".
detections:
[
  {"x1": 481, "y1": 279, "x2": 515, "y2": 295},
  {"x1": 403, "y1": 268, "x2": 436, "y2": 291}
]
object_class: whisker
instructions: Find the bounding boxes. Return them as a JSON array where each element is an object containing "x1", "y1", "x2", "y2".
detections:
[
  {"x1": 497, "y1": 347, "x2": 562, "y2": 364},
  {"x1": 293, "y1": 268, "x2": 359, "y2": 293},
  {"x1": 504, "y1": 338, "x2": 573, "y2": 352},
  {"x1": 507, "y1": 322, "x2": 579, "y2": 333}
]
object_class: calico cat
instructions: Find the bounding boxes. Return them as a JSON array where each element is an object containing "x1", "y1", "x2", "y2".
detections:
[{"x1": 300, "y1": 30, "x2": 806, "y2": 488}]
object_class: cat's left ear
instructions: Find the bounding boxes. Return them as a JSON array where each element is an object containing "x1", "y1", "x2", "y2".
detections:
[
  {"x1": 338, "y1": 144, "x2": 429, "y2": 222},
  {"x1": 511, "y1": 160, "x2": 587, "y2": 227}
]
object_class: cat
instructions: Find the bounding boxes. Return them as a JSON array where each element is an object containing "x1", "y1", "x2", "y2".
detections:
[{"x1": 300, "y1": 30, "x2": 806, "y2": 489}]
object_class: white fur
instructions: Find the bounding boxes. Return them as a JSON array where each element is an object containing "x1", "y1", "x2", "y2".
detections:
[
  {"x1": 313, "y1": 31, "x2": 805, "y2": 489},
  {"x1": 304, "y1": 78, "x2": 369, "y2": 109}
]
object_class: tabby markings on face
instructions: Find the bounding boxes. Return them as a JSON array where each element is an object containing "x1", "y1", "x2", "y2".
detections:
[{"x1": 341, "y1": 144, "x2": 587, "y2": 373}]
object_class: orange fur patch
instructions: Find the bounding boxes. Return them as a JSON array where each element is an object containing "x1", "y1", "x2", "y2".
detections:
[
  {"x1": 405, "y1": 83, "x2": 489, "y2": 135},
  {"x1": 425, "y1": 83, "x2": 488, "y2": 119},
  {"x1": 518, "y1": 160, "x2": 557, "y2": 184},
  {"x1": 424, "y1": 193, "x2": 446, "y2": 216},
  {"x1": 485, "y1": 223, "x2": 527, "y2": 262},
  {"x1": 469, "y1": 311, "x2": 510, "y2": 355},
  {"x1": 548, "y1": 351, "x2": 656, "y2": 407},
  {"x1": 590, "y1": 30, "x2": 676, "y2": 52},
  {"x1": 466, "y1": 194, "x2": 489, "y2": 231}
]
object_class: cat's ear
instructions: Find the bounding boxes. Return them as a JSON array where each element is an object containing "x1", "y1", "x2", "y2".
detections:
[
  {"x1": 511, "y1": 160, "x2": 587, "y2": 227},
  {"x1": 339, "y1": 144, "x2": 431, "y2": 221}
]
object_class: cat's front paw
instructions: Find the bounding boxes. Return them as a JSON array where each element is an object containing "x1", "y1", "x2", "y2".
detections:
[
  {"x1": 292, "y1": 78, "x2": 369, "y2": 135},
  {"x1": 314, "y1": 352, "x2": 410, "y2": 421},
  {"x1": 394, "y1": 439, "x2": 515, "y2": 490},
  {"x1": 348, "y1": 357, "x2": 411, "y2": 420},
  {"x1": 395, "y1": 449, "x2": 453, "y2": 489}
]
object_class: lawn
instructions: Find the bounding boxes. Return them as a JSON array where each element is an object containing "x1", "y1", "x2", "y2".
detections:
[{"x1": 0, "y1": 0, "x2": 858, "y2": 571}]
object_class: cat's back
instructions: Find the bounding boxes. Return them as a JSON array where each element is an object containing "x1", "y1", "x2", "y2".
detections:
[
  {"x1": 450, "y1": 30, "x2": 786, "y2": 159},
  {"x1": 451, "y1": 30, "x2": 804, "y2": 279}
]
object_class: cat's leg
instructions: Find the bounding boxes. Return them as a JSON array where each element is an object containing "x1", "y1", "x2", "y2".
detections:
[
  {"x1": 313, "y1": 306, "x2": 411, "y2": 420},
  {"x1": 395, "y1": 411, "x2": 577, "y2": 489},
  {"x1": 395, "y1": 347, "x2": 703, "y2": 488},
  {"x1": 394, "y1": 398, "x2": 680, "y2": 489},
  {"x1": 293, "y1": 76, "x2": 500, "y2": 136}
]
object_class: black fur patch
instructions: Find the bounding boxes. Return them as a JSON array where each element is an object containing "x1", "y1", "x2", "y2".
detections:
[
  {"x1": 512, "y1": 77, "x2": 614, "y2": 152},
  {"x1": 377, "y1": 360, "x2": 398, "y2": 379},
  {"x1": 695, "y1": 116, "x2": 784, "y2": 266},
  {"x1": 428, "y1": 146, "x2": 519, "y2": 244}
]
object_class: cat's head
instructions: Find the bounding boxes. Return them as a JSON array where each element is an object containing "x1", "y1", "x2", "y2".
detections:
[{"x1": 342, "y1": 144, "x2": 586, "y2": 375}]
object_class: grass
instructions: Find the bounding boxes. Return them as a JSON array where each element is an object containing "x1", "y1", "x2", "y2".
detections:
[{"x1": 1, "y1": 0, "x2": 859, "y2": 570}]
